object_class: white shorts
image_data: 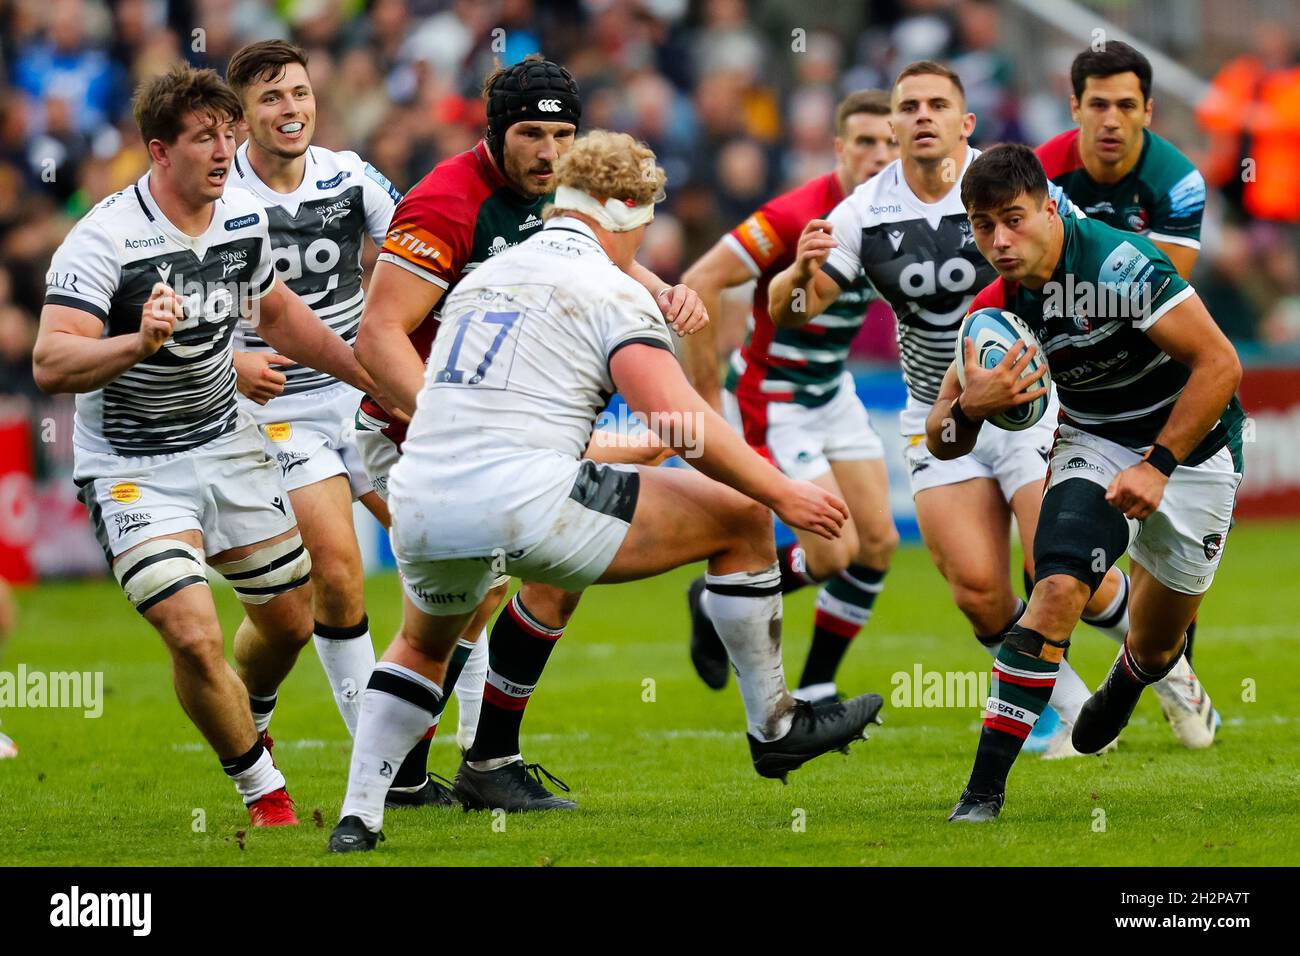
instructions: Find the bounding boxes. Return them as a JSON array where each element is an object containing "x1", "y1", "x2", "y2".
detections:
[
  {"x1": 353, "y1": 409, "x2": 400, "y2": 503},
  {"x1": 723, "y1": 371, "x2": 884, "y2": 482},
  {"x1": 74, "y1": 415, "x2": 298, "y2": 559},
  {"x1": 393, "y1": 460, "x2": 638, "y2": 616},
  {"x1": 241, "y1": 381, "x2": 373, "y2": 500},
  {"x1": 1046, "y1": 424, "x2": 1242, "y2": 595},
  {"x1": 904, "y1": 401, "x2": 1057, "y2": 500}
]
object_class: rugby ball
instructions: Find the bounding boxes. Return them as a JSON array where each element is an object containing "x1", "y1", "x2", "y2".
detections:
[{"x1": 954, "y1": 307, "x2": 1052, "y2": 431}]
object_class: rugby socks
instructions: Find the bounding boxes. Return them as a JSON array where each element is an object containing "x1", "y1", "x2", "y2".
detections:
[
  {"x1": 341, "y1": 663, "x2": 442, "y2": 832},
  {"x1": 778, "y1": 543, "x2": 818, "y2": 593},
  {"x1": 389, "y1": 637, "x2": 477, "y2": 790},
  {"x1": 1114, "y1": 638, "x2": 1184, "y2": 689},
  {"x1": 1083, "y1": 570, "x2": 1130, "y2": 644},
  {"x1": 976, "y1": 599, "x2": 1088, "y2": 722},
  {"x1": 466, "y1": 595, "x2": 564, "y2": 767},
  {"x1": 312, "y1": 616, "x2": 376, "y2": 737},
  {"x1": 797, "y1": 564, "x2": 886, "y2": 694},
  {"x1": 222, "y1": 738, "x2": 286, "y2": 805},
  {"x1": 703, "y1": 565, "x2": 795, "y2": 742},
  {"x1": 966, "y1": 626, "x2": 1059, "y2": 795},
  {"x1": 455, "y1": 631, "x2": 488, "y2": 750},
  {"x1": 248, "y1": 692, "x2": 277, "y2": 734}
]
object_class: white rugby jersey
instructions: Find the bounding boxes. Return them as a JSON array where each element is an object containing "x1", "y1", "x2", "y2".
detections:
[
  {"x1": 44, "y1": 173, "x2": 276, "y2": 456},
  {"x1": 229, "y1": 143, "x2": 400, "y2": 394},
  {"x1": 821, "y1": 145, "x2": 1081, "y2": 426},
  {"x1": 391, "y1": 216, "x2": 674, "y2": 557}
]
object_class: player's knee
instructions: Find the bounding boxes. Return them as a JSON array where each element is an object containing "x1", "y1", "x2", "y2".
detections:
[
  {"x1": 729, "y1": 496, "x2": 774, "y2": 555},
  {"x1": 857, "y1": 522, "x2": 899, "y2": 569},
  {"x1": 165, "y1": 628, "x2": 227, "y2": 679},
  {"x1": 1029, "y1": 574, "x2": 1091, "y2": 617},
  {"x1": 308, "y1": 549, "x2": 365, "y2": 623},
  {"x1": 211, "y1": 534, "x2": 312, "y2": 607},
  {"x1": 949, "y1": 578, "x2": 1009, "y2": 634},
  {"x1": 1034, "y1": 479, "x2": 1131, "y2": 593}
]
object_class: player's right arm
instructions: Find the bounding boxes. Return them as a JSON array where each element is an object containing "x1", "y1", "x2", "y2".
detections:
[
  {"x1": 679, "y1": 239, "x2": 757, "y2": 412},
  {"x1": 34, "y1": 283, "x2": 180, "y2": 394},
  {"x1": 767, "y1": 219, "x2": 844, "y2": 328},
  {"x1": 925, "y1": 338, "x2": 1046, "y2": 460},
  {"x1": 611, "y1": 344, "x2": 847, "y2": 539},
  {"x1": 353, "y1": 261, "x2": 445, "y2": 419}
]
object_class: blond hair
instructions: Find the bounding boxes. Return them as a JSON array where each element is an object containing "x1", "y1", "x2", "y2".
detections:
[{"x1": 546, "y1": 130, "x2": 666, "y2": 219}]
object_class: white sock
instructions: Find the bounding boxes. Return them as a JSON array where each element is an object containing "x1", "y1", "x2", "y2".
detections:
[
  {"x1": 468, "y1": 754, "x2": 522, "y2": 772},
  {"x1": 703, "y1": 565, "x2": 794, "y2": 742},
  {"x1": 340, "y1": 663, "x2": 441, "y2": 833},
  {"x1": 1083, "y1": 571, "x2": 1129, "y2": 644},
  {"x1": 1049, "y1": 659, "x2": 1091, "y2": 723},
  {"x1": 792, "y1": 682, "x2": 836, "y2": 702},
  {"x1": 249, "y1": 693, "x2": 277, "y2": 734},
  {"x1": 455, "y1": 630, "x2": 488, "y2": 751},
  {"x1": 224, "y1": 745, "x2": 285, "y2": 805},
  {"x1": 313, "y1": 619, "x2": 377, "y2": 737}
]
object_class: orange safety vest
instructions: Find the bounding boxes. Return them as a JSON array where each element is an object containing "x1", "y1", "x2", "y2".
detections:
[{"x1": 1198, "y1": 55, "x2": 1300, "y2": 223}]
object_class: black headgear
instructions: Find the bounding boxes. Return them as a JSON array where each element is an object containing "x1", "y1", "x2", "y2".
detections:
[{"x1": 485, "y1": 58, "x2": 581, "y2": 169}]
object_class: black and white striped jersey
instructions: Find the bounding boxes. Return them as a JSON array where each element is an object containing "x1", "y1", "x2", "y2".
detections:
[
  {"x1": 229, "y1": 144, "x2": 400, "y2": 395},
  {"x1": 44, "y1": 172, "x2": 276, "y2": 456},
  {"x1": 821, "y1": 146, "x2": 1082, "y2": 412}
]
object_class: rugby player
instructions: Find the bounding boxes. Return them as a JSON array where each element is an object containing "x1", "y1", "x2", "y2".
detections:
[
  {"x1": 681, "y1": 90, "x2": 900, "y2": 703},
  {"x1": 352, "y1": 57, "x2": 704, "y2": 812},
  {"x1": 767, "y1": 61, "x2": 1126, "y2": 756},
  {"x1": 937, "y1": 144, "x2": 1242, "y2": 821},
  {"x1": 33, "y1": 67, "x2": 382, "y2": 825},
  {"x1": 1037, "y1": 41, "x2": 1216, "y2": 745},
  {"x1": 224, "y1": 40, "x2": 477, "y2": 807},
  {"x1": 329, "y1": 131, "x2": 883, "y2": 852}
]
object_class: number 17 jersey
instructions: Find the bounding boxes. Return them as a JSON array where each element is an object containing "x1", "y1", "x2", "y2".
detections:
[{"x1": 392, "y1": 216, "x2": 673, "y2": 557}]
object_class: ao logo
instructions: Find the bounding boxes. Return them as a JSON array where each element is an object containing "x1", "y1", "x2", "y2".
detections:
[
  {"x1": 900, "y1": 257, "x2": 977, "y2": 297},
  {"x1": 537, "y1": 99, "x2": 562, "y2": 112},
  {"x1": 273, "y1": 237, "x2": 342, "y2": 281}
]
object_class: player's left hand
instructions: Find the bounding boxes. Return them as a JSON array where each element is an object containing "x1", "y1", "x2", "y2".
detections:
[
  {"x1": 1106, "y1": 464, "x2": 1168, "y2": 520},
  {"x1": 234, "y1": 351, "x2": 291, "y2": 405},
  {"x1": 656, "y1": 284, "x2": 708, "y2": 335}
]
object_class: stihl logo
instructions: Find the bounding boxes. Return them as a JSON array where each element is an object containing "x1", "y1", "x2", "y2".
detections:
[{"x1": 537, "y1": 99, "x2": 562, "y2": 112}]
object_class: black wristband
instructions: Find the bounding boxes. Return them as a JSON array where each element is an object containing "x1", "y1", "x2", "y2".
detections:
[
  {"x1": 1143, "y1": 443, "x2": 1178, "y2": 477},
  {"x1": 951, "y1": 396, "x2": 982, "y2": 430}
]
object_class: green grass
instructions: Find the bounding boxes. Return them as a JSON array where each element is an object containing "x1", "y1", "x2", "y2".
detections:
[{"x1": 2, "y1": 521, "x2": 1298, "y2": 866}]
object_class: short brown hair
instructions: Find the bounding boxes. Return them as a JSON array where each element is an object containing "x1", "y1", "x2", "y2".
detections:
[
  {"x1": 961, "y1": 143, "x2": 1049, "y2": 213},
  {"x1": 226, "y1": 40, "x2": 310, "y2": 98},
  {"x1": 835, "y1": 89, "x2": 891, "y2": 137},
  {"x1": 893, "y1": 60, "x2": 966, "y2": 105},
  {"x1": 133, "y1": 66, "x2": 242, "y2": 146}
]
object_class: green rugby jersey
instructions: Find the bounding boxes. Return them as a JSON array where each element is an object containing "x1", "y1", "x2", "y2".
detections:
[
  {"x1": 968, "y1": 214, "x2": 1243, "y2": 468},
  {"x1": 1037, "y1": 128, "x2": 1205, "y2": 252}
]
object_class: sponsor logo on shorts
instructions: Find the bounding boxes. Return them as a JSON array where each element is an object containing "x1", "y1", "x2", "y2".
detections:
[
  {"x1": 277, "y1": 451, "x2": 309, "y2": 476},
  {"x1": 795, "y1": 450, "x2": 813, "y2": 464},
  {"x1": 371, "y1": 475, "x2": 387, "y2": 497},
  {"x1": 109, "y1": 482, "x2": 141, "y2": 504},
  {"x1": 112, "y1": 511, "x2": 152, "y2": 536},
  {"x1": 1063, "y1": 455, "x2": 1105, "y2": 474},
  {"x1": 411, "y1": 585, "x2": 468, "y2": 606},
  {"x1": 910, "y1": 460, "x2": 930, "y2": 475},
  {"x1": 270, "y1": 496, "x2": 286, "y2": 516},
  {"x1": 1203, "y1": 533, "x2": 1223, "y2": 560},
  {"x1": 264, "y1": 422, "x2": 292, "y2": 442}
]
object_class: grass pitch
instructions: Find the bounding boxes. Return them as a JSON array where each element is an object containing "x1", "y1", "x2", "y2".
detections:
[{"x1": 2, "y1": 521, "x2": 1297, "y2": 867}]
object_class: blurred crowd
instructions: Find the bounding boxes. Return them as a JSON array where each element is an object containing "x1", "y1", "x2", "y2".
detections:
[{"x1": 3, "y1": 0, "x2": 1300, "y2": 406}]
